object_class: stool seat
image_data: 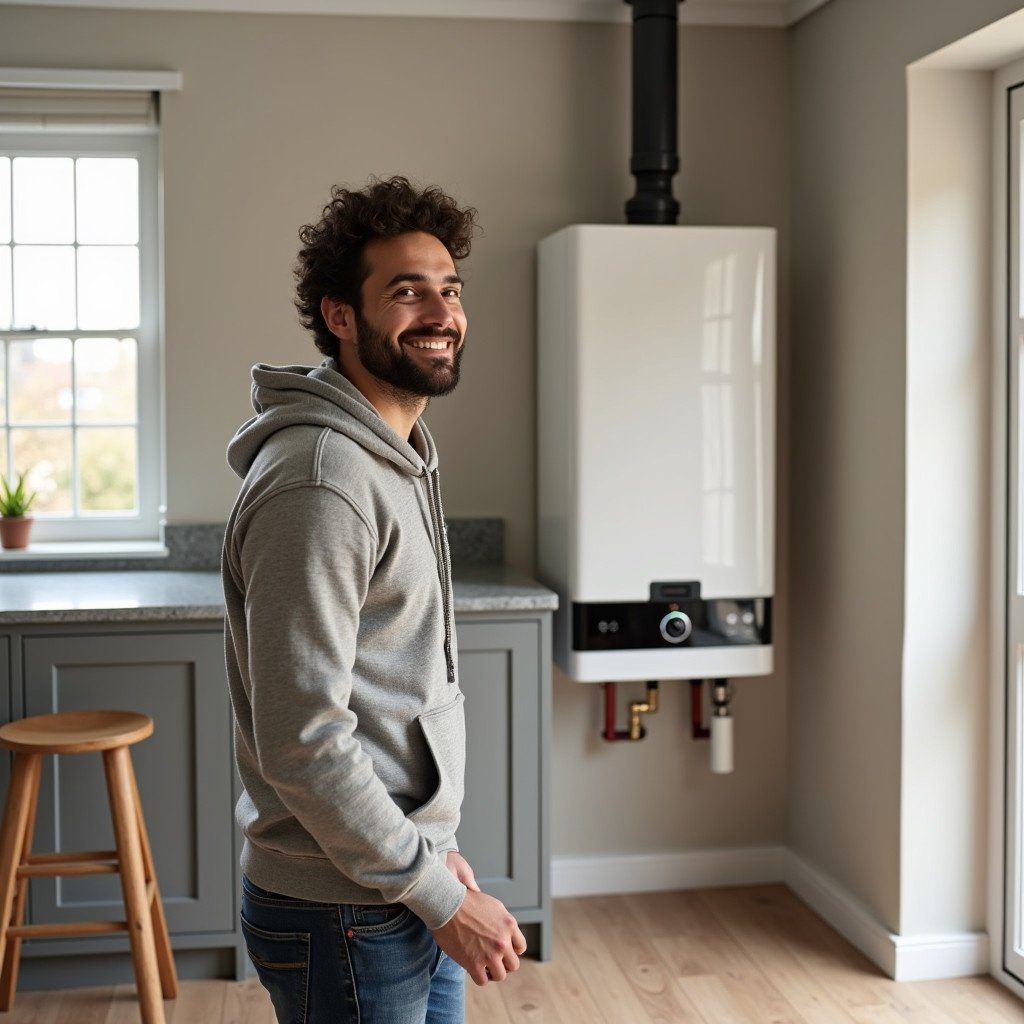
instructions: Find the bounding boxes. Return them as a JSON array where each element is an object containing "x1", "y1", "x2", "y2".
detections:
[
  {"x1": 0, "y1": 709, "x2": 176, "y2": 1023},
  {"x1": 0, "y1": 710, "x2": 153, "y2": 754}
]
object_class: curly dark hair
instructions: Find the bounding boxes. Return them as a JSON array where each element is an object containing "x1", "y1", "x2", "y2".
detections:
[{"x1": 294, "y1": 176, "x2": 478, "y2": 360}]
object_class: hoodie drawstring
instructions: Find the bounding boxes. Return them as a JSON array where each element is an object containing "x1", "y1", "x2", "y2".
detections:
[{"x1": 425, "y1": 468, "x2": 456, "y2": 684}]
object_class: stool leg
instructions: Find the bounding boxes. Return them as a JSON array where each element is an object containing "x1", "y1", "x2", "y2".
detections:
[
  {"x1": 0, "y1": 753, "x2": 40, "y2": 1010},
  {"x1": 0, "y1": 753, "x2": 40, "y2": 1013},
  {"x1": 127, "y1": 751, "x2": 177, "y2": 999},
  {"x1": 104, "y1": 746, "x2": 165, "y2": 1024}
]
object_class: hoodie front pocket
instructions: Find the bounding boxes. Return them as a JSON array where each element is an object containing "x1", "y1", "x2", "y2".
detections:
[{"x1": 409, "y1": 692, "x2": 466, "y2": 834}]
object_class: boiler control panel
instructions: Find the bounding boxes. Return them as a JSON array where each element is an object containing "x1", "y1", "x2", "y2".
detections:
[{"x1": 572, "y1": 598, "x2": 772, "y2": 652}]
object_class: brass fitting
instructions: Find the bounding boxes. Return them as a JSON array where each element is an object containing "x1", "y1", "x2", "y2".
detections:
[{"x1": 628, "y1": 682, "x2": 660, "y2": 741}]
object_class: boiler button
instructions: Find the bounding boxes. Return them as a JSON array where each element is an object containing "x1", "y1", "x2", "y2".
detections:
[
  {"x1": 742, "y1": 611, "x2": 755, "y2": 625},
  {"x1": 659, "y1": 610, "x2": 692, "y2": 644}
]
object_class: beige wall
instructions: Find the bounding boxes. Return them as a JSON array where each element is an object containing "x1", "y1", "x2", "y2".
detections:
[
  {"x1": 0, "y1": 7, "x2": 791, "y2": 858},
  {"x1": 904, "y1": 68, "x2": 991, "y2": 939},
  {"x1": 549, "y1": 25, "x2": 792, "y2": 862},
  {"x1": 789, "y1": 0, "x2": 1022, "y2": 934}
]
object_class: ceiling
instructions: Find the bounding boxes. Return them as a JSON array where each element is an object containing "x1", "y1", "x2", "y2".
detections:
[{"x1": 0, "y1": 0, "x2": 832, "y2": 28}]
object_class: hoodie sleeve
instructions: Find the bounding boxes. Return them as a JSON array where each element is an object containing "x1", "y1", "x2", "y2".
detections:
[{"x1": 234, "y1": 482, "x2": 466, "y2": 929}]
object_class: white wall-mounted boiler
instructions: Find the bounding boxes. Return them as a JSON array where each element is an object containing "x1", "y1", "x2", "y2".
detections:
[{"x1": 537, "y1": 224, "x2": 776, "y2": 684}]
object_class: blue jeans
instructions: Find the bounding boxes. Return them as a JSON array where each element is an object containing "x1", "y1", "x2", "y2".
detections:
[{"x1": 240, "y1": 876, "x2": 465, "y2": 1024}]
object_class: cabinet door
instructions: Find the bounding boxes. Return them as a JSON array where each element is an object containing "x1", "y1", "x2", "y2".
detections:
[
  {"x1": 22, "y1": 631, "x2": 233, "y2": 935},
  {"x1": 0, "y1": 636, "x2": 9, "y2": 802},
  {"x1": 457, "y1": 619, "x2": 541, "y2": 911}
]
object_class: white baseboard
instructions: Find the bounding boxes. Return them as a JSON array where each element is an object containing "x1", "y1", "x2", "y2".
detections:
[
  {"x1": 551, "y1": 845, "x2": 786, "y2": 898},
  {"x1": 551, "y1": 846, "x2": 988, "y2": 982},
  {"x1": 783, "y1": 850, "x2": 899, "y2": 976},
  {"x1": 891, "y1": 932, "x2": 990, "y2": 982},
  {"x1": 784, "y1": 851, "x2": 988, "y2": 981}
]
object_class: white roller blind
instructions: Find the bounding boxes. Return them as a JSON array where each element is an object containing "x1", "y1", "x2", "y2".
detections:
[
  {"x1": 0, "y1": 87, "x2": 157, "y2": 131},
  {"x1": 0, "y1": 69, "x2": 180, "y2": 133}
]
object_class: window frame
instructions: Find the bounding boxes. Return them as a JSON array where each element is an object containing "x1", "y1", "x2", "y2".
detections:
[{"x1": 0, "y1": 129, "x2": 163, "y2": 542}]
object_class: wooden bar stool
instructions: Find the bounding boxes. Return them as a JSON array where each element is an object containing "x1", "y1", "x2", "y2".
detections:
[{"x1": 0, "y1": 710, "x2": 177, "y2": 1023}]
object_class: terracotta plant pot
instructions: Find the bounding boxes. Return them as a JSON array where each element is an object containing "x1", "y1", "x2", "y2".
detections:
[{"x1": 0, "y1": 515, "x2": 33, "y2": 550}]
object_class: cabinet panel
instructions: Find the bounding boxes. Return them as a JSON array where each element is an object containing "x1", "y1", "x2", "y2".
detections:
[
  {"x1": 0, "y1": 637, "x2": 8, "y2": 803},
  {"x1": 21, "y1": 631, "x2": 233, "y2": 935},
  {"x1": 457, "y1": 620, "x2": 541, "y2": 912}
]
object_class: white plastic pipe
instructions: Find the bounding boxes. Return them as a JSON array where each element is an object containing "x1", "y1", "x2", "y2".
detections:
[{"x1": 710, "y1": 714, "x2": 734, "y2": 774}]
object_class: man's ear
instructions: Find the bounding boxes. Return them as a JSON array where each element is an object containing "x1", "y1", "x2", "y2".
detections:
[{"x1": 321, "y1": 296, "x2": 357, "y2": 343}]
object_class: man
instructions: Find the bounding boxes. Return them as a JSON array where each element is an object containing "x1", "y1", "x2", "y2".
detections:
[{"x1": 221, "y1": 176, "x2": 526, "y2": 1024}]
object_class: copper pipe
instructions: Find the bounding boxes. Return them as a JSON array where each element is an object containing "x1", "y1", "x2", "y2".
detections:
[
  {"x1": 603, "y1": 681, "x2": 659, "y2": 742},
  {"x1": 691, "y1": 679, "x2": 710, "y2": 739},
  {"x1": 602, "y1": 682, "x2": 632, "y2": 742}
]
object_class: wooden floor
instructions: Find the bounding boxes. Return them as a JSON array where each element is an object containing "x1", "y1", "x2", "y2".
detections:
[{"x1": 3, "y1": 886, "x2": 1024, "y2": 1023}]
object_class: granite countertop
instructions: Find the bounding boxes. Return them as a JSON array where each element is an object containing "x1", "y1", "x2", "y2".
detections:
[{"x1": 0, "y1": 565, "x2": 558, "y2": 624}]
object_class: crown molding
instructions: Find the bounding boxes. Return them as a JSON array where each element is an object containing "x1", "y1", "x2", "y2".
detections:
[{"x1": 0, "y1": 0, "x2": 833, "y2": 28}]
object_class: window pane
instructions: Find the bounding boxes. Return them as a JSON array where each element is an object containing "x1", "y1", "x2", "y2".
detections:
[
  {"x1": 76, "y1": 158, "x2": 138, "y2": 244},
  {"x1": 9, "y1": 339, "x2": 72, "y2": 424},
  {"x1": 77, "y1": 246, "x2": 139, "y2": 329},
  {"x1": 0, "y1": 247, "x2": 10, "y2": 330},
  {"x1": 78, "y1": 426, "x2": 136, "y2": 512},
  {"x1": 11, "y1": 428, "x2": 71, "y2": 513},
  {"x1": 13, "y1": 245, "x2": 75, "y2": 330},
  {"x1": 12, "y1": 157, "x2": 74, "y2": 244},
  {"x1": 0, "y1": 137, "x2": 154, "y2": 538},
  {"x1": 75, "y1": 338, "x2": 137, "y2": 423},
  {"x1": 0, "y1": 158, "x2": 10, "y2": 244}
]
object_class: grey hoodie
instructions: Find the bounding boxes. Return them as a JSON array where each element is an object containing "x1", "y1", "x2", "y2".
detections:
[{"x1": 222, "y1": 359, "x2": 466, "y2": 930}]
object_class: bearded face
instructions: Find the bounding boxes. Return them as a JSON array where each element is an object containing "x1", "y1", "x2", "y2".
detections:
[{"x1": 354, "y1": 311, "x2": 464, "y2": 399}]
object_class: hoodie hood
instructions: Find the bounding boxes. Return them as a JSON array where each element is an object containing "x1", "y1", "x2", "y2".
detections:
[{"x1": 227, "y1": 359, "x2": 438, "y2": 480}]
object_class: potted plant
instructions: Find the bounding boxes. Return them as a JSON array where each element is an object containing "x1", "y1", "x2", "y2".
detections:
[{"x1": 0, "y1": 472, "x2": 38, "y2": 550}]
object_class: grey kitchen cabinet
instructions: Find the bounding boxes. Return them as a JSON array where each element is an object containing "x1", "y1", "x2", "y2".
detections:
[
  {"x1": 2, "y1": 622, "x2": 241, "y2": 989},
  {"x1": 457, "y1": 614, "x2": 552, "y2": 961},
  {"x1": 0, "y1": 637, "x2": 8, "y2": 814},
  {"x1": 0, "y1": 604, "x2": 552, "y2": 986}
]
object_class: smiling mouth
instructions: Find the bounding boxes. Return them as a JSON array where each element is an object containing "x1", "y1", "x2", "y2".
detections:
[{"x1": 405, "y1": 339, "x2": 452, "y2": 351}]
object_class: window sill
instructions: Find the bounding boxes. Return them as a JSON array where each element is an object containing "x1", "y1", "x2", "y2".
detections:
[{"x1": 0, "y1": 541, "x2": 169, "y2": 562}]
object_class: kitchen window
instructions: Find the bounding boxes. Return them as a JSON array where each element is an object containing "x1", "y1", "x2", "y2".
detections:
[{"x1": 0, "y1": 72, "x2": 175, "y2": 546}]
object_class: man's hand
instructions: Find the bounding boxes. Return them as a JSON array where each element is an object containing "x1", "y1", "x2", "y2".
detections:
[
  {"x1": 445, "y1": 851, "x2": 481, "y2": 892},
  {"x1": 432, "y1": 888, "x2": 527, "y2": 986}
]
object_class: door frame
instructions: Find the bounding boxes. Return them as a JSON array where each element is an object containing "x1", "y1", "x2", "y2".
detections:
[{"x1": 991, "y1": 54, "x2": 1024, "y2": 999}]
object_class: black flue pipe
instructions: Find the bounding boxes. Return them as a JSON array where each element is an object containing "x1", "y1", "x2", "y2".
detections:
[{"x1": 624, "y1": 0, "x2": 682, "y2": 225}]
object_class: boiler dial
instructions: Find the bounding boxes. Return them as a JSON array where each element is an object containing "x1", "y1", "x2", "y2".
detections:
[{"x1": 659, "y1": 610, "x2": 692, "y2": 644}]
